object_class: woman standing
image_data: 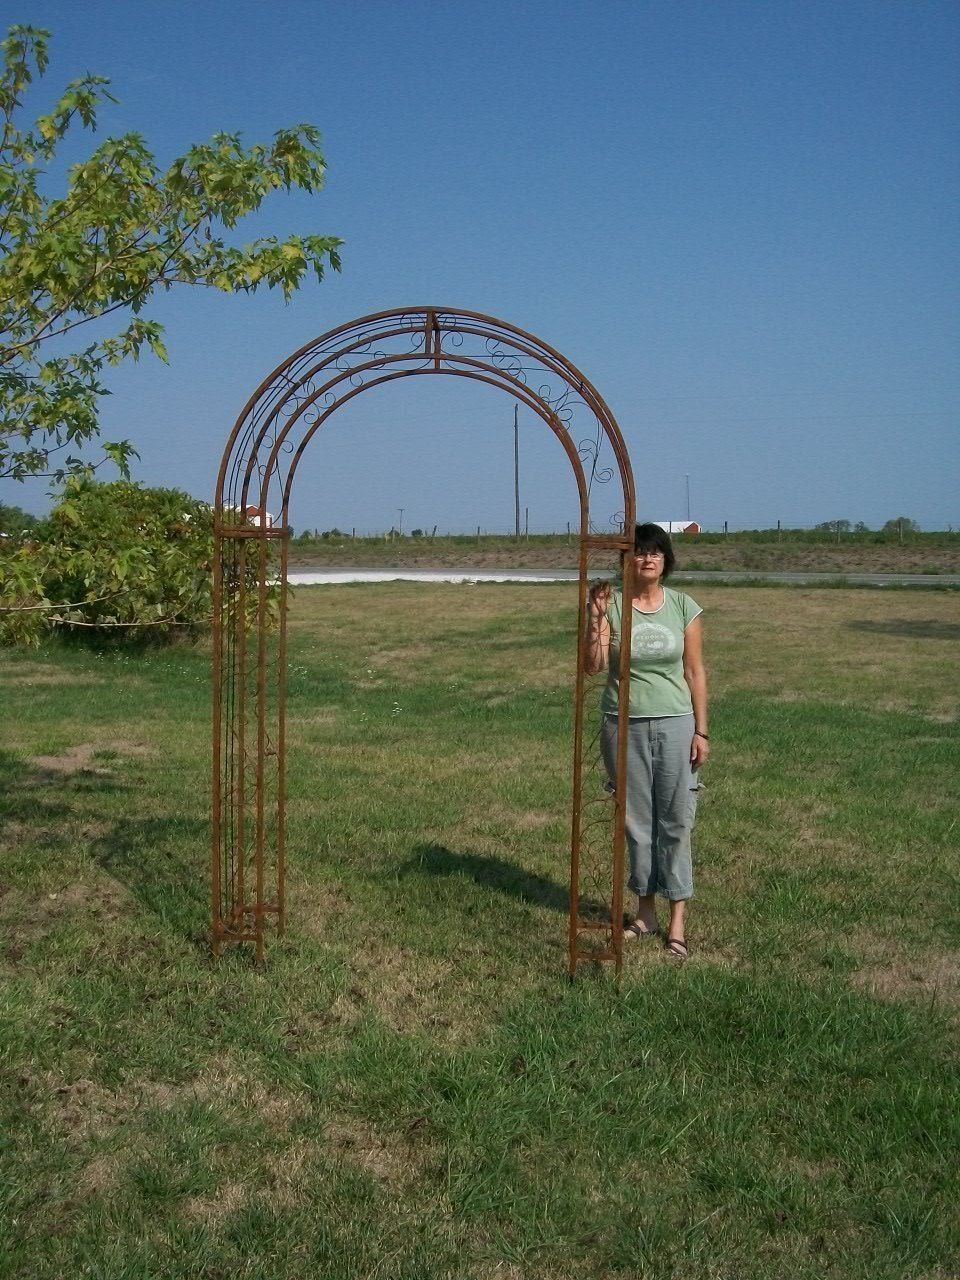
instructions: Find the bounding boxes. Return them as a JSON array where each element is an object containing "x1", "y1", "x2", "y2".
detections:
[{"x1": 586, "y1": 522, "x2": 709, "y2": 959}]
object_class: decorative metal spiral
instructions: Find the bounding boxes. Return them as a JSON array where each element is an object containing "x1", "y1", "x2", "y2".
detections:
[{"x1": 578, "y1": 435, "x2": 615, "y2": 488}]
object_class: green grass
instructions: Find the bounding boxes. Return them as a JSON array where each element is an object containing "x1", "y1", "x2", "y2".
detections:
[{"x1": 1, "y1": 584, "x2": 959, "y2": 1279}]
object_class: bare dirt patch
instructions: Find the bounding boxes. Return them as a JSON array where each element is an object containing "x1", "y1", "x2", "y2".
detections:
[
  {"x1": 26, "y1": 739, "x2": 155, "y2": 777},
  {"x1": 29, "y1": 743, "x2": 110, "y2": 775}
]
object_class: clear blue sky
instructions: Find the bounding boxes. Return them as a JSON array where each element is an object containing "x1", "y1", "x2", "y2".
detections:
[{"x1": 11, "y1": 0, "x2": 960, "y2": 532}]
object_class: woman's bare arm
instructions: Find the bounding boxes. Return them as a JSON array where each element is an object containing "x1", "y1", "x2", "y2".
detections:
[
  {"x1": 682, "y1": 614, "x2": 709, "y2": 768},
  {"x1": 586, "y1": 582, "x2": 611, "y2": 675}
]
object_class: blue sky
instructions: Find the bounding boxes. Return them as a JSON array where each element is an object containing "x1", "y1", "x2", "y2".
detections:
[{"x1": 10, "y1": 0, "x2": 960, "y2": 532}]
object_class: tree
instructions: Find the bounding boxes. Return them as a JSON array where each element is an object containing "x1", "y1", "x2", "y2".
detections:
[
  {"x1": 814, "y1": 519, "x2": 851, "y2": 533},
  {"x1": 0, "y1": 25, "x2": 341, "y2": 484},
  {"x1": 882, "y1": 516, "x2": 921, "y2": 533},
  {"x1": 0, "y1": 477, "x2": 274, "y2": 645},
  {"x1": 0, "y1": 500, "x2": 37, "y2": 535}
]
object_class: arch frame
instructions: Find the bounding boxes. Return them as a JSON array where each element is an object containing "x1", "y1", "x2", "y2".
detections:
[{"x1": 212, "y1": 307, "x2": 637, "y2": 975}]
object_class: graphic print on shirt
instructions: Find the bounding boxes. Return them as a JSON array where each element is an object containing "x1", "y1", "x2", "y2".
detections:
[{"x1": 632, "y1": 620, "x2": 679, "y2": 662}]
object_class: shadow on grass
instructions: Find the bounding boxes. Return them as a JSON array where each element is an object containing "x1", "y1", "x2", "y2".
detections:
[
  {"x1": 0, "y1": 746, "x2": 126, "y2": 824},
  {"x1": 0, "y1": 747, "x2": 209, "y2": 945},
  {"x1": 847, "y1": 618, "x2": 960, "y2": 641},
  {"x1": 89, "y1": 816, "x2": 209, "y2": 945},
  {"x1": 399, "y1": 842, "x2": 607, "y2": 919}
]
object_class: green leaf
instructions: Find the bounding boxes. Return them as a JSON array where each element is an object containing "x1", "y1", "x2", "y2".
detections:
[{"x1": 0, "y1": 24, "x2": 339, "y2": 486}]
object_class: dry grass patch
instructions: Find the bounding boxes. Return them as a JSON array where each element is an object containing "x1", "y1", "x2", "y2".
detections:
[
  {"x1": 1, "y1": 875, "x2": 131, "y2": 958},
  {"x1": 0, "y1": 662, "x2": 104, "y2": 687},
  {"x1": 369, "y1": 641, "x2": 434, "y2": 664},
  {"x1": 97, "y1": 737, "x2": 155, "y2": 758},
  {"x1": 35, "y1": 1073, "x2": 129, "y2": 1146},
  {"x1": 707, "y1": 587, "x2": 960, "y2": 717},
  {"x1": 29, "y1": 743, "x2": 111, "y2": 775},
  {"x1": 849, "y1": 934, "x2": 960, "y2": 1013},
  {"x1": 136, "y1": 1068, "x2": 309, "y2": 1129},
  {"x1": 499, "y1": 807, "x2": 555, "y2": 831},
  {"x1": 299, "y1": 705, "x2": 342, "y2": 726},
  {"x1": 76, "y1": 1151, "x2": 124, "y2": 1197},
  {"x1": 330, "y1": 941, "x2": 456, "y2": 1038},
  {"x1": 25, "y1": 738, "x2": 155, "y2": 777},
  {"x1": 323, "y1": 1115, "x2": 426, "y2": 1186},
  {"x1": 260, "y1": 1136, "x2": 323, "y2": 1210},
  {"x1": 873, "y1": 698, "x2": 958, "y2": 723},
  {"x1": 181, "y1": 1180, "x2": 247, "y2": 1228},
  {"x1": 294, "y1": 881, "x2": 354, "y2": 930},
  {"x1": 0, "y1": 818, "x2": 114, "y2": 855},
  {"x1": 30, "y1": 1064, "x2": 309, "y2": 1154},
  {"x1": 464, "y1": 801, "x2": 559, "y2": 834}
]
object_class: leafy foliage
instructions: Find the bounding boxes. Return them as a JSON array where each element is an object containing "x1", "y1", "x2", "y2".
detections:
[
  {"x1": 0, "y1": 478, "x2": 271, "y2": 645},
  {"x1": 0, "y1": 25, "x2": 341, "y2": 483},
  {"x1": 0, "y1": 500, "x2": 37, "y2": 535},
  {"x1": 815, "y1": 518, "x2": 853, "y2": 533}
]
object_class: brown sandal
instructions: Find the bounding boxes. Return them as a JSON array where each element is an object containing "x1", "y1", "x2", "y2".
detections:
[
  {"x1": 623, "y1": 915, "x2": 659, "y2": 941},
  {"x1": 664, "y1": 936, "x2": 689, "y2": 960}
]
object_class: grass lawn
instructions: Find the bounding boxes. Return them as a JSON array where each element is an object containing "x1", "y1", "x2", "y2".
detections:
[{"x1": 1, "y1": 584, "x2": 959, "y2": 1279}]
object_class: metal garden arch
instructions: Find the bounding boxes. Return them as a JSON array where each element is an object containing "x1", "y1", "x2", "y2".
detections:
[{"x1": 211, "y1": 307, "x2": 636, "y2": 975}]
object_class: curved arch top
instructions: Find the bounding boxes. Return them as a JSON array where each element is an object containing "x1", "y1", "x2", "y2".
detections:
[{"x1": 215, "y1": 306, "x2": 635, "y2": 533}]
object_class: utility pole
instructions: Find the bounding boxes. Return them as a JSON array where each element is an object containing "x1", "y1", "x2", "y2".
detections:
[
  {"x1": 514, "y1": 404, "x2": 521, "y2": 540},
  {"x1": 685, "y1": 474, "x2": 691, "y2": 522},
  {"x1": 397, "y1": 508, "x2": 404, "y2": 537}
]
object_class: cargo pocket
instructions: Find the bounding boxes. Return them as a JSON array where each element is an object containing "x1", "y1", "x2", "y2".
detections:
[{"x1": 688, "y1": 776, "x2": 703, "y2": 829}]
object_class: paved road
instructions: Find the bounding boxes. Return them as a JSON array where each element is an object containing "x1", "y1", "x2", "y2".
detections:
[{"x1": 288, "y1": 568, "x2": 959, "y2": 587}]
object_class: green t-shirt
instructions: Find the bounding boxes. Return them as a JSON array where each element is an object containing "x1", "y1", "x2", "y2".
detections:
[{"x1": 599, "y1": 586, "x2": 702, "y2": 718}]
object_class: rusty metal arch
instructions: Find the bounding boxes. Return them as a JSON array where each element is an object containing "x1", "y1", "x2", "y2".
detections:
[{"x1": 212, "y1": 307, "x2": 636, "y2": 975}]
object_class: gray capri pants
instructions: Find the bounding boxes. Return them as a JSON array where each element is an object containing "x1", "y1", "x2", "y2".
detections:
[{"x1": 600, "y1": 712, "x2": 699, "y2": 901}]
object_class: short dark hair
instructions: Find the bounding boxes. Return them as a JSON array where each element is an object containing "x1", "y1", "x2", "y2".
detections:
[{"x1": 633, "y1": 522, "x2": 676, "y2": 579}]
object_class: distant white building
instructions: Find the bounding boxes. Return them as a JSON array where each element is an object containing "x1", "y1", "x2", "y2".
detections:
[
  {"x1": 245, "y1": 505, "x2": 274, "y2": 529},
  {"x1": 215, "y1": 502, "x2": 275, "y2": 528},
  {"x1": 654, "y1": 521, "x2": 701, "y2": 535}
]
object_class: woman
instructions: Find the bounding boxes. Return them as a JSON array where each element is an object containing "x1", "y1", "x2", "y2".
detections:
[{"x1": 586, "y1": 522, "x2": 709, "y2": 960}]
